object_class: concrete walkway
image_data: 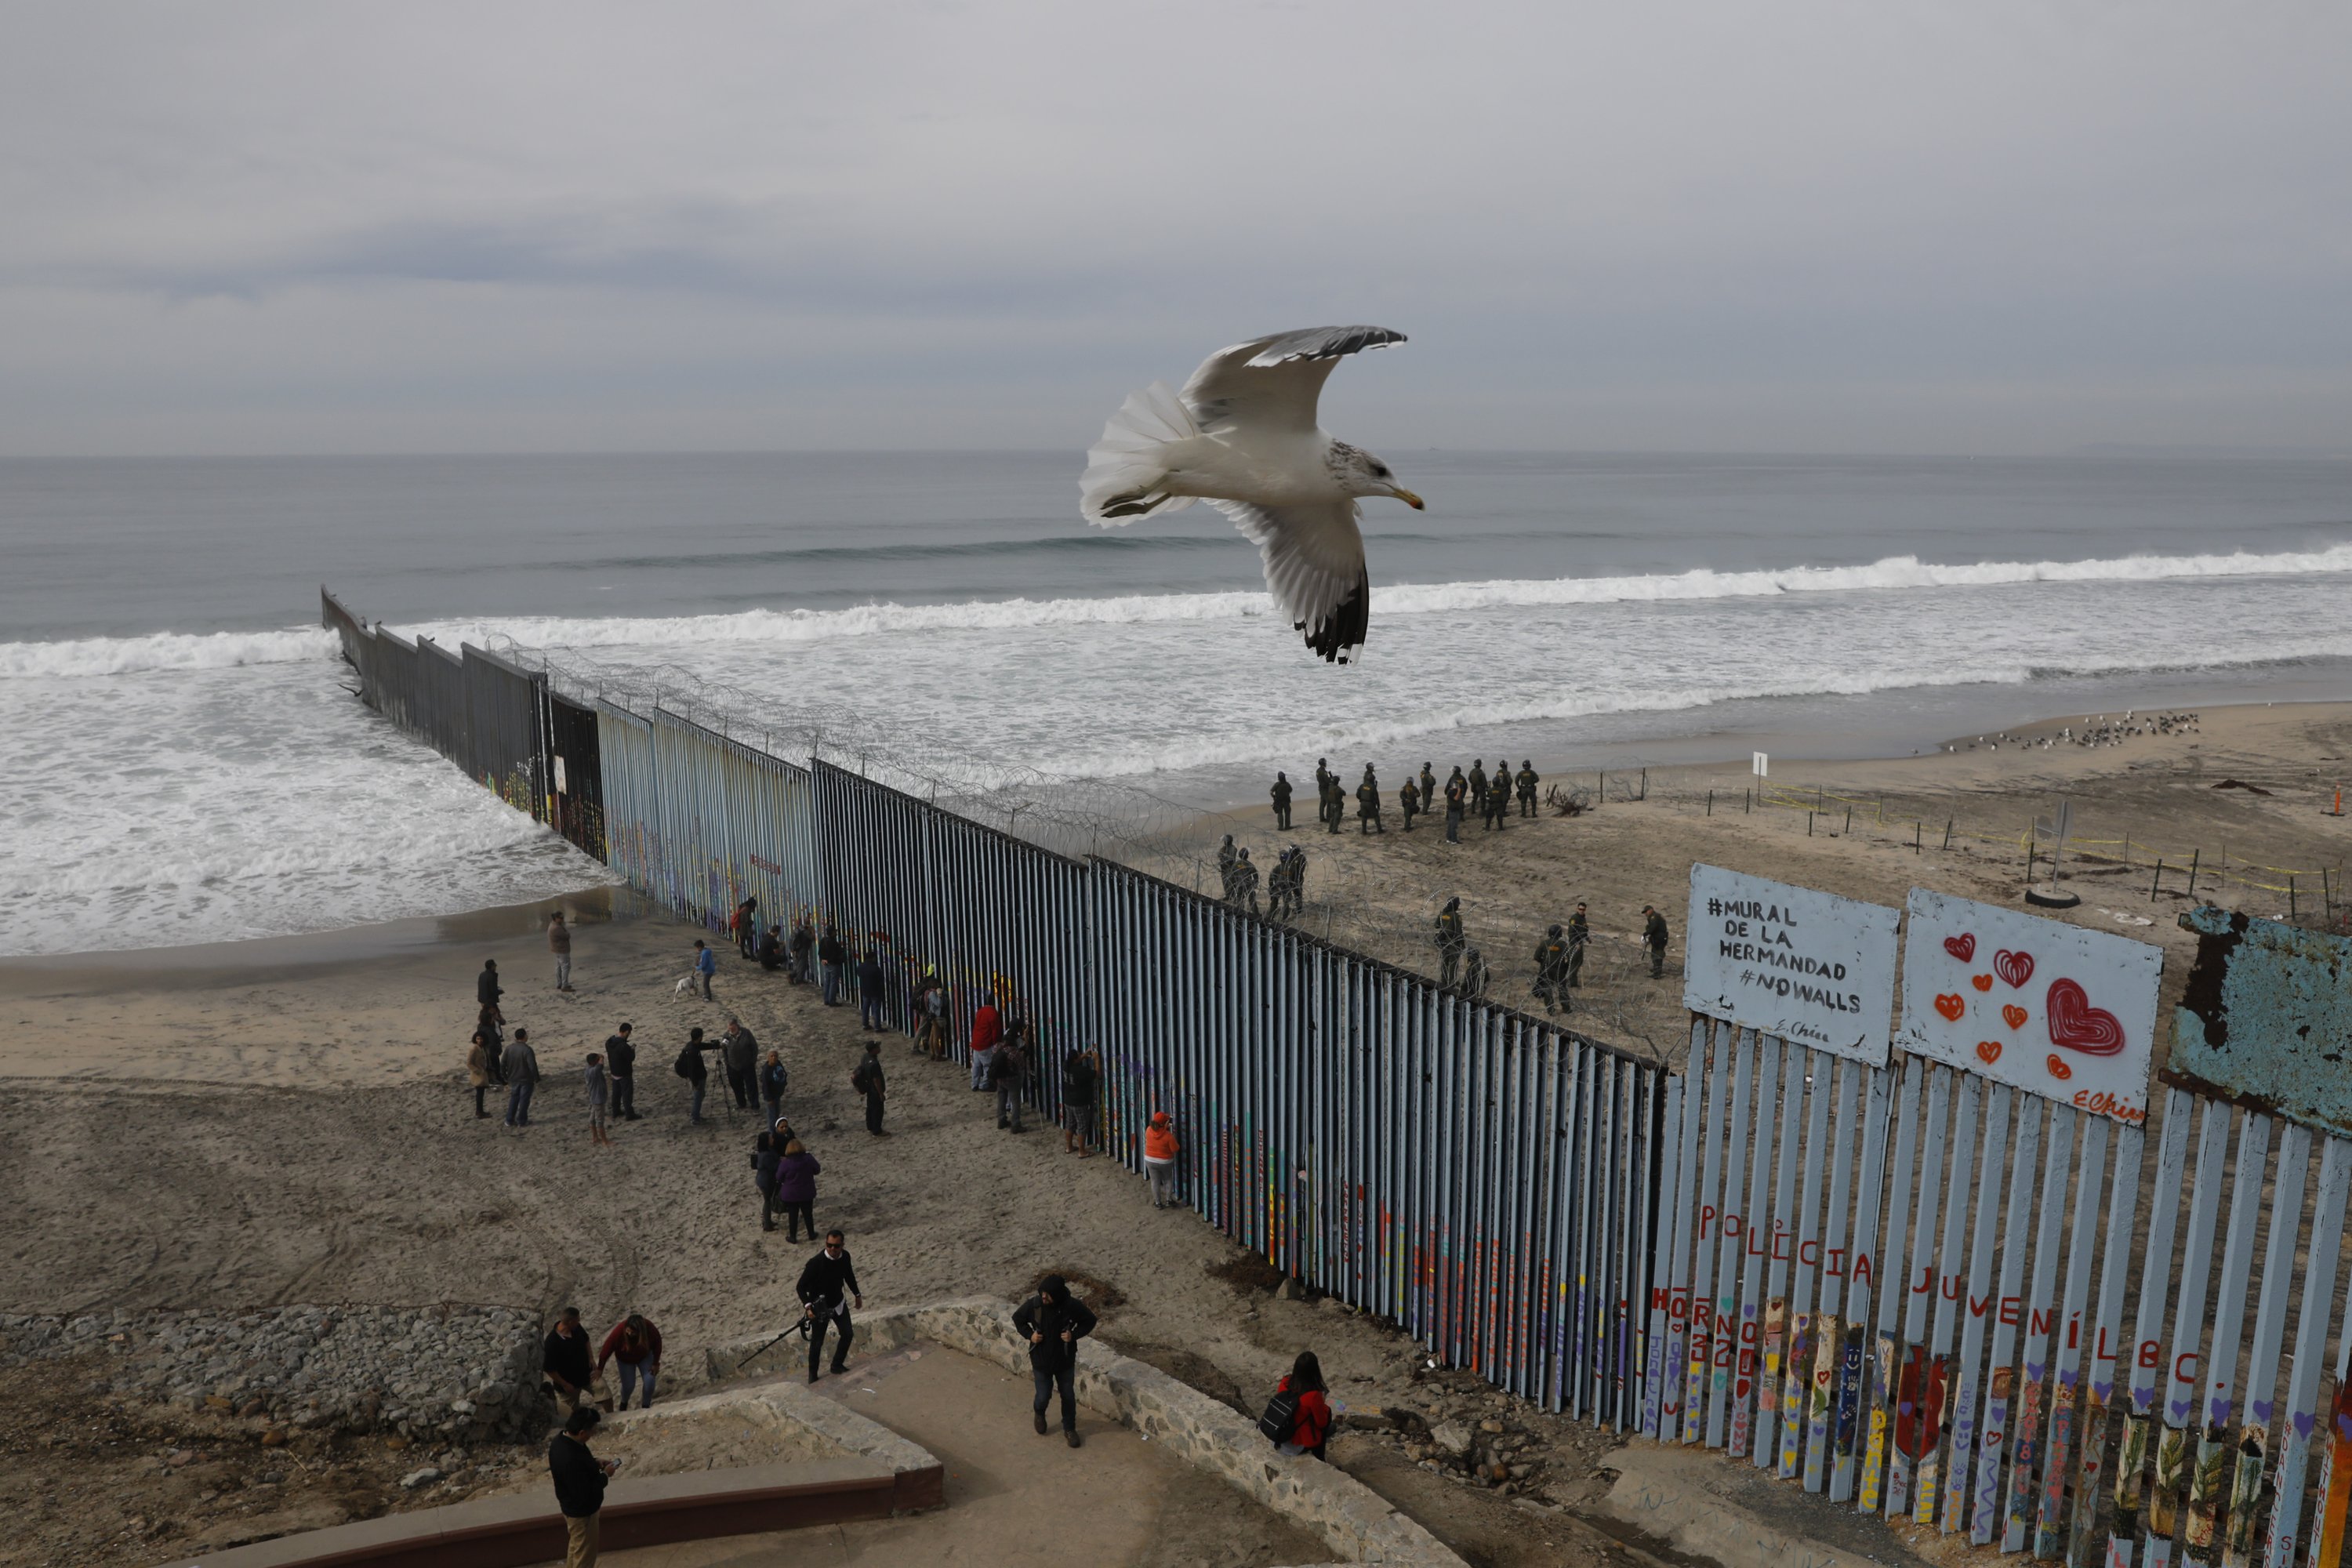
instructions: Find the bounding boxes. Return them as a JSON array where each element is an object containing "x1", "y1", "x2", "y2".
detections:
[{"x1": 572, "y1": 1342, "x2": 1322, "y2": 1566}]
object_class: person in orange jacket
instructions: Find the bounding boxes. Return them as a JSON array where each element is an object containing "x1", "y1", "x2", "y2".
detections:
[{"x1": 1144, "y1": 1112, "x2": 1180, "y2": 1209}]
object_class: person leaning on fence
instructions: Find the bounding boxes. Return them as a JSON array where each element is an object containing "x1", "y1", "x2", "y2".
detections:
[
  {"x1": 818, "y1": 926, "x2": 846, "y2": 1005},
  {"x1": 549, "y1": 911, "x2": 575, "y2": 993},
  {"x1": 797, "y1": 1230, "x2": 862, "y2": 1382},
  {"x1": 691, "y1": 938, "x2": 716, "y2": 1000},
  {"x1": 595, "y1": 1313, "x2": 662, "y2": 1410},
  {"x1": 968, "y1": 994, "x2": 1004, "y2": 1091},
  {"x1": 604, "y1": 1022, "x2": 637, "y2": 1120},
  {"x1": 1014, "y1": 1274, "x2": 1098, "y2": 1448},
  {"x1": 542, "y1": 1307, "x2": 597, "y2": 1420},
  {"x1": 731, "y1": 896, "x2": 759, "y2": 960},
  {"x1": 989, "y1": 1025, "x2": 1029, "y2": 1132},
  {"x1": 857, "y1": 947, "x2": 888, "y2": 1032},
  {"x1": 548, "y1": 1405, "x2": 616, "y2": 1568},
  {"x1": 468, "y1": 1029, "x2": 495, "y2": 1120},
  {"x1": 1642, "y1": 904, "x2": 1671, "y2": 978},
  {"x1": 914, "y1": 969, "x2": 949, "y2": 1058},
  {"x1": 789, "y1": 920, "x2": 815, "y2": 985},
  {"x1": 1062, "y1": 1044, "x2": 1100, "y2": 1156},
  {"x1": 1262, "y1": 1351, "x2": 1331, "y2": 1460},
  {"x1": 1144, "y1": 1112, "x2": 1180, "y2": 1208}
]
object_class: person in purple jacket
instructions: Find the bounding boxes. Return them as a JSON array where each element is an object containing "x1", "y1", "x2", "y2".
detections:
[{"x1": 772, "y1": 1138, "x2": 822, "y2": 1243}]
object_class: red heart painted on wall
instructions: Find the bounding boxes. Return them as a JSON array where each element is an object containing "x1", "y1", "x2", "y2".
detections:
[
  {"x1": 1976, "y1": 1040, "x2": 2003, "y2": 1065},
  {"x1": 1994, "y1": 949, "x2": 2035, "y2": 989},
  {"x1": 1944, "y1": 934, "x2": 1976, "y2": 963},
  {"x1": 2002, "y1": 1004, "x2": 2028, "y2": 1030},
  {"x1": 1934, "y1": 993, "x2": 1966, "y2": 1022},
  {"x1": 2045, "y1": 1054, "x2": 2073, "y2": 1080},
  {"x1": 2045, "y1": 978, "x2": 2125, "y2": 1056},
  {"x1": 1971, "y1": 974, "x2": 1994, "y2": 992}
]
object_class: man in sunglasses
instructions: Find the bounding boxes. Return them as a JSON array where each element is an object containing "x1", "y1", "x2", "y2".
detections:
[{"x1": 795, "y1": 1230, "x2": 864, "y2": 1382}]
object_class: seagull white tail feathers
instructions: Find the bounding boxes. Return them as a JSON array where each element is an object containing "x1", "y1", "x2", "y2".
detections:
[{"x1": 1080, "y1": 380, "x2": 1200, "y2": 524}]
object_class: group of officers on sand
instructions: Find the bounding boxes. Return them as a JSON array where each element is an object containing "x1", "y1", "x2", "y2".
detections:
[
  {"x1": 1203, "y1": 757, "x2": 1675, "y2": 1014},
  {"x1": 1269, "y1": 757, "x2": 1539, "y2": 844}
]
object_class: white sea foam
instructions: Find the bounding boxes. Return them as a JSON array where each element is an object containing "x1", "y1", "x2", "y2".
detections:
[
  {"x1": 406, "y1": 543, "x2": 2352, "y2": 651},
  {"x1": 0, "y1": 626, "x2": 336, "y2": 679}
]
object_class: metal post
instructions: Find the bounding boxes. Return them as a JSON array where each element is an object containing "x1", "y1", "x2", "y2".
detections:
[{"x1": 2187, "y1": 848, "x2": 2200, "y2": 898}]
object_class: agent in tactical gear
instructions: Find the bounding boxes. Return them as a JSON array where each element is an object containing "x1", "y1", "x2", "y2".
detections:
[
  {"x1": 1435, "y1": 897, "x2": 1465, "y2": 988},
  {"x1": 1270, "y1": 771, "x2": 1293, "y2": 830},
  {"x1": 1534, "y1": 924, "x2": 1570, "y2": 1014},
  {"x1": 1515, "y1": 761, "x2": 1539, "y2": 818}
]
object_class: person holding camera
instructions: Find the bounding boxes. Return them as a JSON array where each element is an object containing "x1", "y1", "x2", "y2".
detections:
[
  {"x1": 549, "y1": 1405, "x2": 618, "y2": 1568},
  {"x1": 795, "y1": 1230, "x2": 862, "y2": 1382},
  {"x1": 1013, "y1": 1274, "x2": 1097, "y2": 1448}
]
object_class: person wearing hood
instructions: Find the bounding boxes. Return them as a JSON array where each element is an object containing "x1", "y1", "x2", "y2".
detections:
[
  {"x1": 968, "y1": 996, "x2": 1004, "y2": 1092},
  {"x1": 1012, "y1": 1275, "x2": 1098, "y2": 1448},
  {"x1": 1144, "y1": 1111, "x2": 1181, "y2": 1209},
  {"x1": 773, "y1": 1137, "x2": 822, "y2": 1243}
]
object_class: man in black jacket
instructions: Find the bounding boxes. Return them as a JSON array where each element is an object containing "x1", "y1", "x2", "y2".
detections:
[
  {"x1": 796, "y1": 1230, "x2": 864, "y2": 1382},
  {"x1": 1013, "y1": 1275, "x2": 1098, "y2": 1447},
  {"x1": 548, "y1": 1405, "x2": 616, "y2": 1567},
  {"x1": 542, "y1": 1306, "x2": 597, "y2": 1420},
  {"x1": 604, "y1": 1023, "x2": 637, "y2": 1121},
  {"x1": 477, "y1": 959, "x2": 502, "y2": 1010}
]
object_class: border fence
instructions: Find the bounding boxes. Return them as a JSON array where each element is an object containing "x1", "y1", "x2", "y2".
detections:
[
  {"x1": 323, "y1": 589, "x2": 1666, "y2": 1426},
  {"x1": 326, "y1": 587, "x2": 2352, "y2": 1563}
]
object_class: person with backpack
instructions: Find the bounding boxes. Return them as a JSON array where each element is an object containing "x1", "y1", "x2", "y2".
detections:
[
  {"x1": 1144, "y1": 1111, "x2": 1180, "y2": 1208},
  {"x1": 989, "y1": 1025, "x2": 1029, "y2": 1133},
  {"x1": 674, "y1": 1027, "x2": 714, "y2": 1124},
  {"x1": 758, "y1": 1049, "x2": 789, "y2": 1130},
  {"x1": 851, "y1": 1041, "x2": 887, "y2": 1136},
  {"x1": 1259, "y1": 1351, "x2": 1332, "y2": 1460},
  {"x1": 1012, "y1": 1275, "x2": 1097, "y2": 1448}
]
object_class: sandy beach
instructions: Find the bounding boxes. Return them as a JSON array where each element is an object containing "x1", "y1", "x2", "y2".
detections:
[{"x1": 2, "y1": 699, "x2": 2347, "y2": 1566}]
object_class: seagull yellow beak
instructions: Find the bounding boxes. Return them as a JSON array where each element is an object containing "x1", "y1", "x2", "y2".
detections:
[{"x1": 1392, "y1": 487, "x2": 1425, "y2": 510}]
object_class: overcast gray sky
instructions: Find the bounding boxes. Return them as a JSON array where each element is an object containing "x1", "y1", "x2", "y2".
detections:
[{"x1": 3, "y1": 3, "x2": 2347, "y2": 456}]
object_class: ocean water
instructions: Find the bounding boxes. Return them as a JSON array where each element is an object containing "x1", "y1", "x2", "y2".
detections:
[{"x1": 3, "y1": 451, "x2": 2348, "y2": 956}]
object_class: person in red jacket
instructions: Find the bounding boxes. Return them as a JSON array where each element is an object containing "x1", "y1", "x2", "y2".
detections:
[
  {"x1": 968, "y1": 998, "x2": 1004, "y2": 1091},
  {"x1": 1276, "y1": 1350, "x2": 1331, "y2": 1460},
  {"x1": 1144, "y1": 1112, "x2": 1181, "y2": 1208},
  {"x1": 596, "y1": 1313, "x2": 663, "y2": 1410}
]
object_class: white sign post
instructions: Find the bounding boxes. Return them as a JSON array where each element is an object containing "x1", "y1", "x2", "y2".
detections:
[
  {"x1": 1898, "y1": 887, "x2": 2162, "y2": 1125},
  {"x1": 1752, "y1": 752, "x2": 1769, "y2": 779},
  {"x1": 1684, "y1": 864, "x2": 1900, "y2": 1063}
]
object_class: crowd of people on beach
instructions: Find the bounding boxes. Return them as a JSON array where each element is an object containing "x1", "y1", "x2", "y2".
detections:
[
  {"x1": 1269, "y1": 756, "x2": 1542, "y2": 844},
  {"x1": 477, "y1": 909, "x2": 1355, "y2": 1568}
]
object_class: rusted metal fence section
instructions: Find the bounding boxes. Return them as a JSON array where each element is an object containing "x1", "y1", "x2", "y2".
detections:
[{"x1": 1661, "y1": 865, "x2": 2352, "y2": 1568}]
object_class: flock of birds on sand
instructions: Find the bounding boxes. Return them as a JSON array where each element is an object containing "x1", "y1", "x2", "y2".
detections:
[{"x1": 1949, "y1": 710, "x2": 2203, "y2": 753}]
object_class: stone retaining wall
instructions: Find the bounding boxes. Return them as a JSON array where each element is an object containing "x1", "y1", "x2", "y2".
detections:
[
  {"x1": 710, "y1": 1296, "x2": 1465, "y2": 1567},
  {"x1": 1, "y1": 1305, "x2": 542, "y2": 1443}
]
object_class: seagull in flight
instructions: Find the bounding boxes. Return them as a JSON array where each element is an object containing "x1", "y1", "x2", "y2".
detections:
[{"x1": 1079, "y1": 325, "x2": 1422, "y2": 664}]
